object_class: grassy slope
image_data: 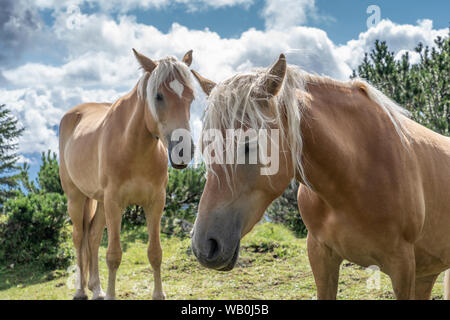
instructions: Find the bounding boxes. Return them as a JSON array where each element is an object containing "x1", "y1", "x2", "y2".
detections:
[{"x1": 0, "y1": 223, "x2": 445, "y2": 300}]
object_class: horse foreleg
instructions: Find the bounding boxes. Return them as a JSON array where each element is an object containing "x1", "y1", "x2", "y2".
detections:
[
  {"x1": 307, "y1": 233, "x2": 343, "y2": 300},
  {"x1": 144, "y1": 192, "x2": 166, "y2": 300},
  {"x1": 415, "y1": 274, "x2": 438, "y2": 300},
  {"x1": 88, "y1": 201, "x2": 106, "y2": 300},
  {"x1": 104, "y1": 198, "x2": 123, "y2": 300},
  {"x1": 385, "y1": 244, "x2": 416, "y2": 300}
]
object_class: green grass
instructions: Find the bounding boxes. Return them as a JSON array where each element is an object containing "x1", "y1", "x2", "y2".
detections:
[{"x1": 0, "y1": 223, "x2": 445, "y2": 300}]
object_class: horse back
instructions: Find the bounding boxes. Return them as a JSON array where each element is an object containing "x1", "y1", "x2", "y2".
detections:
[{"x1": 60, "y1": 102, "x2": 111, "y2": 139}]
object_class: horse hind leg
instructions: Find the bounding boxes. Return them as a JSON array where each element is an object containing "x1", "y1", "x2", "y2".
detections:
[
  {"x1": 67, "y1": 193, "x2": 93, "y2": 300},
  {"x1": 87, "y1": 201, "x2": 106, "y2": 300},
  {"x1": 104, "y1": 197, "x2": 123, "y2": 300}
]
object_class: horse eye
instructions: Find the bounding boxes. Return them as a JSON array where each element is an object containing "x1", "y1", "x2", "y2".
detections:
[{"x1": 156, "y1": 93, "x2": 163, "y2": 101}]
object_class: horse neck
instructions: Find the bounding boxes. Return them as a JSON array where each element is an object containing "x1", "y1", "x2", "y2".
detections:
[
  {"x1": 297, "y1": 82, "x2": 406, "y2": 202},
  {"x1": 115, "y1": 86, "x2": 159, "y2": 153}
]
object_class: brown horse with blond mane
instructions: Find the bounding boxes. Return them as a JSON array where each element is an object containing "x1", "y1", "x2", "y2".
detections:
[
  {"x1": 59, "y1": 49, "x2": 195, "y2": 300},
  {"x1": 190, "y1": 54, "x2": 450, "y2": 299}
]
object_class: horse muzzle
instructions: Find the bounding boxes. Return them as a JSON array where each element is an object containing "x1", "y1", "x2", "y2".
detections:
[{"x1": 191, "y1": 227, "x2": 241, "y2": 271}]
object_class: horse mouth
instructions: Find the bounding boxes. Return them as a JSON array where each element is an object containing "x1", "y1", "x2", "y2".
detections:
[{"x1": 217, "y1": 242, "x2": 240, "y2": 272}]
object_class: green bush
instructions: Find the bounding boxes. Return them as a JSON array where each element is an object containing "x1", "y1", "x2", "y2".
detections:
[
  {"x1": 162, "y1": 164, "x2": 205, "y2": 236},
  {"x1": 0, "y1": 193, "x2": 73, "y2": 270},
  {"x1": 266, "y1": 181, "x2": 307, "y2": 238},
  {"x1": 122, "y1": 205, "x2": 147, "y2": 229},
  {"x1": 122, "y1": 164, "x2": 206, "y2": 237}
]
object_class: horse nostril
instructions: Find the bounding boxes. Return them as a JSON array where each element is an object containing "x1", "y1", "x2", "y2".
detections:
[{"x1": 207, "y1": 238, "x2": 220, "y2": 260}]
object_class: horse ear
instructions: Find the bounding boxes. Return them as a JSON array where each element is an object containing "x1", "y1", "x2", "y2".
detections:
[
  {"x1": 191, "y1": 70, "x2": 216, "y2": 96},
  {"x1": 182, "y1": 50, "x2": 193, "y2": 67},
  {"x1": 263, "y1": 54, "x2": 287, "y2": 97},
  {"x1": 132, "y1": 48, "x2": 157, "y2": 73}
]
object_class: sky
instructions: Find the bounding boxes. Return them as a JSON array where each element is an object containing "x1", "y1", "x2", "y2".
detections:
[{"x1": 0, "y1": 0, "x2": 449, "y2": 178}]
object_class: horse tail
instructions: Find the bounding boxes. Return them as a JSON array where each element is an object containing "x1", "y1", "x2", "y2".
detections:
[
  {"x1": 81, "y1": 198, "x2": 97, "y2": 282},
  {"x1": 444, "y1": 270, "x2": 450, "y2": 300}
]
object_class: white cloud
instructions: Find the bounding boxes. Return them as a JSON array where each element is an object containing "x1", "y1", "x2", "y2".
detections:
[
  {"x1": 4, "y1": 14, "x2": 352, "y2": 85},
  {"x1": 0, "y1": 20, "x2": 343, "y2": 154},
  {"x1": 262, "y1": 0, "x2": 316, "y2": 30},
  {"x1": 0, "y1": 86, "x2": 123, "y2": 155},
  {"x1": 261, "y1": 0, "x2": 334, "y2": 30},
  {"x1": 3, "y1": 15, "x2": 352, "y2": 156},
  {"x1": 4, "y1": 53, "x2": 137, "y2": 89},
  {"x1": 336, "y1": 19, "x2": 448, "y2": 71},
  {"x1": 34, "y1": 0, "x2": 254, "y2": 12},
  {"x1": 1, "y1": 6, "x2": 447, "y2": 160},
  {"x1": 395, "y1": 50, "x2": 421, "y2": 64}
]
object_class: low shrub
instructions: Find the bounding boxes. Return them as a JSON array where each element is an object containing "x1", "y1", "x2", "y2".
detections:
[
  {"x1": 266, "y1": 181, "x2": 308, "y2": 238},
  {"x1": 122, "y1": 165, "x2": 205, "y2": 237},
  {"x1": 0, "y1": 193, "x2": 73, "y2": 270}
]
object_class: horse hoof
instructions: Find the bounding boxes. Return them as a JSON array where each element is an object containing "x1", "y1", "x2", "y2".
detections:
[
  {"x1": 91, "y1": 290, "x2": 106, "y2": 300},
  {"x1": 152, "y1": 292, "x2": 166, "y2": 300},
  {"x1": 73, "y1": 295, "x2": 88, "y2": 300}
]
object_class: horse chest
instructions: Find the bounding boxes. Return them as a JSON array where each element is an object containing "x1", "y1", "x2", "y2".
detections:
[
  {"x1": 309, "y1": 213, "x2": 379, "y2": 265},
  {"x1": 115, "y1": 180, "x2": 155, "y2": 206},
  {"x1": 302, "y1": 200, "x2": 396, "y2": 268}
]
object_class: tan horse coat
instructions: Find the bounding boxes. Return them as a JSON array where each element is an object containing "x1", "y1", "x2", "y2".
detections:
[
  {"x1": 59, "y1": 50, "x2": 194, "y2": 299},
  {"x1": 191, "y1": 55, "x2": 450, "y2": 300},
  {"x1": 297, "y1": 81, "x2": 450, "y2": 299}
]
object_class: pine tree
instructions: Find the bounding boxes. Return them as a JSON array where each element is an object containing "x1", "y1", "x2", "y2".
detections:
[
  {"x1": 0, "y1": 104, "x2": 24, "y2": 205},
  {"x1": 37, "y1": 151, "x2": 64, "y2": 195},
  {"x1": 352, "y1": 31, "x2": 449, "y2": 136}
]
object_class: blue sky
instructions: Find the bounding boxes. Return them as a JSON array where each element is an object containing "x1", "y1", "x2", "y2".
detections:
[
  {"x1": 35, "y1": 0, "x2": 450, "y2": 44},
  {"x1": 126, "y1": 0, "x2": 450, "y2": 44},
  {"x1": 36, "y1": 1, "x2": 449, "y2": 43},
  {"x1": 319, "y1": 0, "x2": 449, "y2": 44},
  {"x1": 0, "y1": 0, "x2": 448, "y2": 180}
]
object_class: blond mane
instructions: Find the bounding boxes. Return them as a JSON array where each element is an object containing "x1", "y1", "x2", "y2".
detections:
[
  {"x1": 201, "y1": 64, "x2": 410, "y2": 186},
  {"x1": 137, "y1": 56, "x2": 194, "y2": 120}
]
